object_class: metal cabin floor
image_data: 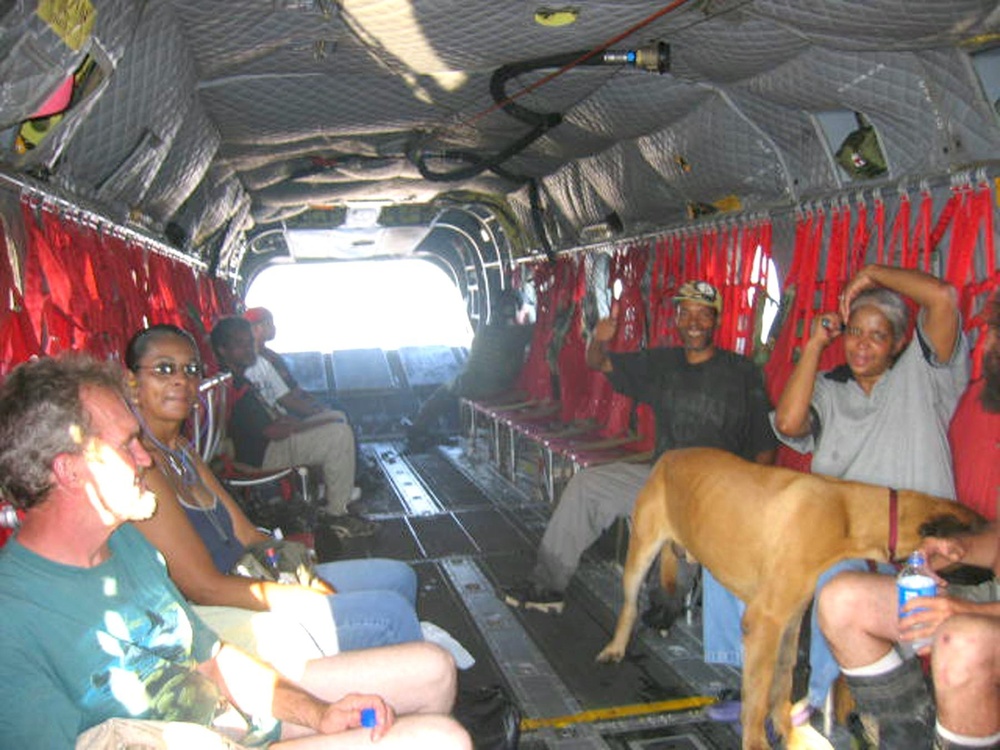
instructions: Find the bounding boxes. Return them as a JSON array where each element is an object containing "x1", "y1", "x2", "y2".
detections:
[{"x1": 330, "y1": 441, "x2": 742, "y2": 750}]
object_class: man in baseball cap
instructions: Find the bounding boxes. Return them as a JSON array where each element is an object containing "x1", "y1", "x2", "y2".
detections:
[
  {"x1": 503, "y1": 276, "x2": 776, "y2": 639},
  {"x1": 673, "y1": 279, "x2": 722, "y2": 313}
]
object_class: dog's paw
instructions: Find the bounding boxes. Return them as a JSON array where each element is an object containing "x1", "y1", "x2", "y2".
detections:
[{"x1": 595, "y1": 645, "x2": 624, "y2": 663}]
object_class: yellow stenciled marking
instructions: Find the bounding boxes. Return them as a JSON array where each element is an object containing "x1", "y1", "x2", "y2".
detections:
[
  {"x1": 38, "y1": 0, "x2": 96, "y2": 51},
  {"x1": 534, "y1": 8, "x2": 579, "y2": 27},
  {"x1": 520, "y1": 696, "x2": 717, "y2": 731}
]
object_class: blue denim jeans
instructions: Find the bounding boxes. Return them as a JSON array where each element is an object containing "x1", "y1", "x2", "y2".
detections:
[
  {"x1": 702, "y1": 558, "x2": 896, "y2": 707},
  {"x1": 316, "y1": 558, "x2": 423, "y2": 651}
]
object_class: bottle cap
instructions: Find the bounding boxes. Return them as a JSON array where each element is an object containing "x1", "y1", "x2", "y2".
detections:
[{"x1": 361, "y1": 708, "x2": 377, "y2": 728}]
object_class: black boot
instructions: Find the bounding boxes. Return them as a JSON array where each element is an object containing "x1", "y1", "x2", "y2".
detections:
[{"x1": 845, "y1": 658, "x2": 935, "y2": 750}]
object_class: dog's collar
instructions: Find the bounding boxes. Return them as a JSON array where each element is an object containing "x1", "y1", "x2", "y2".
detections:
[{"x1": 888, "y1": 487, "x2": 899, "y2": 559}]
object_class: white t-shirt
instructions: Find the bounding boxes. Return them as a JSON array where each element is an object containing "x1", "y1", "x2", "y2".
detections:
[{"x1": 244, "y1": 355, "x2": 290, "y2": 414}]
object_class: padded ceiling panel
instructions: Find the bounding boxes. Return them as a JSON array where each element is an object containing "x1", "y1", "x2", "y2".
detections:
[{"x1": 0, "y1": 0, "x2": 997, "y2": 266}]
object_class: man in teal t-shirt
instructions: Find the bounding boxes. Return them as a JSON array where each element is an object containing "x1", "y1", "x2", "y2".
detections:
[
  {"x1": 0, "y1": 522, "x2": 258, "y2": 745},
  {"x1": 0, "y1": 355, "x2": 468, "y2": 749}
]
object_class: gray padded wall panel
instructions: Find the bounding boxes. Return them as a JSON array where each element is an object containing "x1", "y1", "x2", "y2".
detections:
[
  {"x1": 636, "y1": 97, "x2": 790, "y2": 208},
  {"x1": 142, "y1": 99, "x2": 222, "y2": 227},
  {"x1": 725, "y1": 92, "x2": 833, "y2": 201},
  {"x1": 0, "y1": 0, "x2": 135, "y2": 126},
  {"x1": 670, "y1": 14, "x2": 807, "y2": 82},
  {"x1": 750, "y1": 0, "x2": 997, "y2": 48},
  {"x1": 53, "y1": 2, "x2": 196, "y2": 209},
  {"x1": 541, "y1": 161, "x2": 614, "y2": 234},
  {"x1": 3, "y1": 0, "x2": 139, "y2": 172},
  {"x1": 577, "y1": 143, "x2": 688, "y2": 233},
  {"x1": 191, "y1": 168, "x2": 248, "y2": 247},
  {"x1": 565, "y1": 76, "x2": 713, "y2": 142},
  {"x1": 171, "y1": 1, "x2": 341, "y2": 79}
]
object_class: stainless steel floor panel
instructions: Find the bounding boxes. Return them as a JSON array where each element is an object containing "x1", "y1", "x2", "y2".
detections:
[{"x1": 349, "y1": 441, "x2": 745, "y2": 748}]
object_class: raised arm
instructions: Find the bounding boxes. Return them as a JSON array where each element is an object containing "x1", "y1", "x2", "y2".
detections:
[
  {"x1": 840, "y1": 264, "x2": 960, "y2": 362},
  {"x1": 773, "y1": 313, "x2": 842, "y2": 437}
]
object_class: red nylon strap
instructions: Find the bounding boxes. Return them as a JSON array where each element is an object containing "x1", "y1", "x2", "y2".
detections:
[
  {"x1": 887, "y1": 192, "x2": 910, "y2": 268},
  {"x1": 874, "y1": 196, "x2": 886, "y2": 265},
  {"x1": 888, "y1": 487, "x2": 899, "y2": 560},
  {"x1": 850, "y1": 199, "x2": 870, "y2": 276}
]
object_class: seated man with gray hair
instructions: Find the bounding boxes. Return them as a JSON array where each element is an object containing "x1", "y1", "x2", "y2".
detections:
[{"x1": 0, "y1": 354, "x2": 469, "y2": 749}]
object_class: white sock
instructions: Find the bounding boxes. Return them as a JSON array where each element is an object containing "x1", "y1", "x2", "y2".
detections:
[
  {"x1": 841, "y1": 648, "x2": 903, "y2": 678},
  {"x1": 936, "y1": 721, "x2": 1000, "y2": 748}
]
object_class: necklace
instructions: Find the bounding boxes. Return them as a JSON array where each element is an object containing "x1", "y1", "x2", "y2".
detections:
[
  {"x1": 133, "y1": 410, "x2": 200, "y2": 486},
  {"x1": 131, "y1": 408, "x2": 232, "y2": 544}
]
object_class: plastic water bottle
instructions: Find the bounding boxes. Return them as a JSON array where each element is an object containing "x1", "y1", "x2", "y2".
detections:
[{"x1": 897, "y1": 550, "x2": 936, "y2": 656}]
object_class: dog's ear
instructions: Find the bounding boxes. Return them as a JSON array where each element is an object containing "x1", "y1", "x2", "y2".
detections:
[{"x1": 918, "y1": 513, "x2": 981, "y2": 538}]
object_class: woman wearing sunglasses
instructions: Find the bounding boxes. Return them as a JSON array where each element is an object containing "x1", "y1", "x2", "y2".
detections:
[{"x1": 124, "y1": 324, "x2": 423, "y2": 664}]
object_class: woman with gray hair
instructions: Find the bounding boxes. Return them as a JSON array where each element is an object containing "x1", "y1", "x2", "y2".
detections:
[
  {"x1": 705, "y1": 264, "x2": 969, "y2": 742},
  {"x1": 776, "y1": 263, "x2": 968, "y2": 738},
  {"x1": 774, "y1": 263, "x2": 967, "y2": 496}
]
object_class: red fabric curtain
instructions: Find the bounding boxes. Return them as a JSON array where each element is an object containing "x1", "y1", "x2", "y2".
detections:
[
  {"x1": 0, "y1": 221, "x2": 40, "y2": 375},
  {"x1": 6, "y1": 194, "x2": 236, "y2": 376},
  {"x1": 516, "y1": 262, "x2": 558, "y2": 401}
]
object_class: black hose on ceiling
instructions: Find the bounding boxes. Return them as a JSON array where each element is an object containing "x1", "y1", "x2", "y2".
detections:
[
  {"x1": 410, "y1": 40, "x2": 669, "y2": 261},
  {"x1": 411, "y1": 44, "x2": 668, "y2": 184},
  {"x1": 488, "y1": 51, "x2": 608, "y2": 129},
  {"x1": 410, "y1": 123, "x2": 554, "y2": 184}
]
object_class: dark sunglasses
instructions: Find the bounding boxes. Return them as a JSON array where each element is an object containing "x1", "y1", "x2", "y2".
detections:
[{"x1": 136, "y1": 362, "x2": 203, "y2": 379}]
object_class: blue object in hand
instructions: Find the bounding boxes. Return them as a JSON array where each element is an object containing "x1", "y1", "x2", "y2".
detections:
[{"x1": 361, "y1": 708, "x2": 377, "y2": 728}]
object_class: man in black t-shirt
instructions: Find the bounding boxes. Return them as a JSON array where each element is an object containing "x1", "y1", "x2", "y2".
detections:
[{"x1": 503, "y1": 280, "x2": 776, "y2": 621}]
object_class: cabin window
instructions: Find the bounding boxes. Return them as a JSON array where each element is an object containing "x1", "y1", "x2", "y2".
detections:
[
  {"x1": 748, "y1": 246, "x2": 781, "y2": 345},
  {"x1": 245, "y1": 259, "x2": 473, "y2": 353}
]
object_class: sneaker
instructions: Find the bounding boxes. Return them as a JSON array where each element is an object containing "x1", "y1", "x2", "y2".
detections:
[
  {"x1": 705, "y1": 699, "x2": 741, "y2": 723},
  {"x1": 324, "y1": 514, "x2": 378, "y2": 539},
  {"x1": 706, "y1": 689, "x2": 741, "y2": 723},
  {"x1": 420, "y1": 621, "x2": 476, "y2": 669},
  {"x1": 502, "y1": 581, "x2": 565, "y2": 615}
]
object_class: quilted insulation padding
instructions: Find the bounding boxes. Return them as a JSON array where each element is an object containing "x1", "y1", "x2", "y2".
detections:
[
  {"x1": 171, "y1": 165, "x2": 250, "y2": 248},
  {"x1": 3, "y1": 0, "x2": 1000, "y2": 251},
  {"x1": 576, "y1": 143, "x2": 689, "y2": 232},
  {"x1": 169, "y1": 0, "x2": 343, "y2": 79},
  {"x1": 142, "y1": 100, "x2": 221, "y2": 228},
  {"x1": 2, "y1": 0, "x2": 138, "y2": 173},
  {"x1": 748, "y1": 0, "x2": 998, "y2": 49},
  {"x1": 0, "y1": 0, "x2": 136, "y2": 127},
  {"x1": 213, "y1": 196, "x2": 253, "y2": 276},
  {"x1": 513, "y1": 1, "x2": 1000, "y2": 232},
  {"x1": 53, "y1": 2, "x2": 196, "y2": 208},
  {"x1": 162, "y1": 0, "x2": 1000, "y2": 231}
]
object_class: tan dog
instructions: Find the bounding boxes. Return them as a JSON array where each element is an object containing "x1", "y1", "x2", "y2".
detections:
[{"x1": 596, "y1": 447, "x2": 983, "y2": 750}]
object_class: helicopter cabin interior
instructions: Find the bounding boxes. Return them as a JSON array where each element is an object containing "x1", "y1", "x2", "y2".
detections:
[{"x1": 0, "y1": 1, "x2": 999, "y2": 748}]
